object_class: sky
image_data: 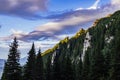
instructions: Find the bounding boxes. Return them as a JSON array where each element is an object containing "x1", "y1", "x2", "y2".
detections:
[{"x1": 0, "y1": 0, "x2": 120, "y2": 59}]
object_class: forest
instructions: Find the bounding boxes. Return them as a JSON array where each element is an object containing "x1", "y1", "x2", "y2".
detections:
[{"x1": 1, "y1": 10, "x2": 120, "y2": 80}]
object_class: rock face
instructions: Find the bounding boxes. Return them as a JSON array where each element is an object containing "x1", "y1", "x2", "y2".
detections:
[
  {"x1": 82, "y1": 32, "x2": 91, "y2": 61},
  {"x1": 42, "y1": 10, "x2": 120, "y2": 73}
]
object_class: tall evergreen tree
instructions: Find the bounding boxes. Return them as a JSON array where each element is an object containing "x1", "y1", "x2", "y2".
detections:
[
  {"x1": 45, "y1": 55, "x2": 52, "y2": 80},
  {"x1": 76, "y1": 56, "x2": 83, "y2": 80},
  {"x1": 110, "y1": 26, "x2": 120, "y2": 80},
  {"x1": 1, "y1": 37, "x2": 21, "y2": 80},
  {"x1": 52, "y1": 48, "x2": 61, "y2": 80},
  {"x1": 1, "y1": 62, "x2": 7, "y2": 80},
  {"x1": 82, "y1": 48, "x2": 90, "y2": 80},
  {"x1": 90, "y1": 46, "x2": 106, "y2": 80},
  {"x1": 35, "y1": 48, "x2": 43, "y2": 80},
  {"x1": 23, "y1": 43, "x2": 36, "y2": 80},
  {"x1": 65, "y1": 55, "x2": 74, "y2": 80}
]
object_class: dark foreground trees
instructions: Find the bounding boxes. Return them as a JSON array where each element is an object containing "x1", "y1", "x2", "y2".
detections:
[
  {"x1": 23, "y1": 43, "x2": 44, "y2": 80},
  {"x1": 23, "y1": 43, "x2": 36, "y2": 80},
  {"x1": 1, "y1": 38, "x2": 21, "y2": 80},
  {"x1": 35, "y1": 48, "x2": 44, "y2": 80}
]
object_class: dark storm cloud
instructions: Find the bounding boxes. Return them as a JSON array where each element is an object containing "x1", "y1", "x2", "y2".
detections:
[{"x1": 0, "y1": 0, "x2": 48, "y2": 19}]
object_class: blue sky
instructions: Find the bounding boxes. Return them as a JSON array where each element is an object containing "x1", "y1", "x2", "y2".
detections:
[
  {"x1": 48, "y1": 0, "x2": 95, "y2": 11},
  {"x1": 0, "y1": 0, "x2": 120, "y2": 59}
]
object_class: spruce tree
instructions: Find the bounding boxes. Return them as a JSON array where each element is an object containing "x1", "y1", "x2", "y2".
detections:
[
  {"x1": 35, "y1": 48, "x2": 43, "y2": 80},
  {"x1": 110, "y1": 26, "x2": 120, "y2": 80},
  {"x1": 76, "y1": 56, "x2": 83, "y2": 80},
  {"x1": 23, "y1": 43, "x2": 36, "y2": 80},
  {"x1": 82, "y1": 48, "x2": 90, "y2": 80},
  {"x1": 65, "y1": 55, "x2": 74, "y2": 80},
  {"x1": 45, "y1": 55, "x2": 52, "y2": 80},
  {"x1": 90, "y1": 46, "x2": 106, "y2": 80},
  {"x1": 52, "y1": 48, "x2": 61, "y2": 80},
  {"x1": 1, "y1": 37, "x2": 21, "y2": 80}
]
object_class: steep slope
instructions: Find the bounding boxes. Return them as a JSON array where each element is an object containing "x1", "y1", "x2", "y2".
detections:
[
  {"x1": 42, "y1": 10, "x2": 120, "y2": 64},
  {"x1": 42, "y1": 10, "x2": 120, "y2": 80}
]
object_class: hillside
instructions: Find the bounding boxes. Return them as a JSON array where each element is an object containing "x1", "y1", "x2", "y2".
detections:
[{"x1": 42, "y1": 10, "x2": 120, "y2": 80}]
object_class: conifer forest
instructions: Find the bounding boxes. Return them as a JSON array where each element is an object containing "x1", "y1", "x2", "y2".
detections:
[{"x1": 1, "y1": 10, "x2": 120, "y2": 80}]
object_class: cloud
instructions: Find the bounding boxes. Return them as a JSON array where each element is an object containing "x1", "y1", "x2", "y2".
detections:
[
  {"x1": 36, "y1": 11, "x2": 97, "y2": 34},
  {"x1": 10, "y1": 29, "x2": 28, "y2": 35},
  {"x1": 0, "y1": 0, "x2": 120, "y2": 59},
  {"x1": 0, "y1": 39, "x2": 58, "y2": 59},
  {"x1": 24, "y1": 0, "x2": 120, "y2": 41},
  {"x1": 48, "y1": 0, "x2": 101, "y2": 19},
  {"x1": 111, "y1": 0, "x2": 120, "y2": 5},
  {"x1": 88, "y1": 0, "x2": 100, "y2": 9},
  {"x1": 0, "y1": 0, "x2": 48, "y2": 19},
  {"x1": 1, "y1": 0, "x2": 120, "y2": 42},
  {"x1": 75, "y1": 0, "x2": 101, "y2": 10}
]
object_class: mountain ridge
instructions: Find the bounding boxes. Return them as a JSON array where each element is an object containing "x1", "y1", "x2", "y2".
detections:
[
  {"x1": 42, "y1": 10, "x2": 120, "y2": 57},
  {"x1": 41, "y1": 10, "x2": 120, "y2": 80}
]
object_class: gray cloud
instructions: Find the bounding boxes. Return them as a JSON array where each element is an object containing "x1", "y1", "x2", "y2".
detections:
[
  {"x1": 0, "y1": 0, "x2": 120, "y2": 59},
  {"x1": 0, "y1": 0, "x2": 48, "y2": 19},
  {"x1": 0, "y1": 0, "x2": 120, "y2": 42}
]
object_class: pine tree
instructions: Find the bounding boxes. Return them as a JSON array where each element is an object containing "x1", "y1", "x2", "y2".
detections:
[
  {"x1": 102, "y1": 45, "x2": 112, "y2": 79},
  {"x1": 23, "y1": 43, "x2": 36, "y2": 80},
  {"x1": 76, "y1": 56, "x2": 83, "y2": 80},
  {"x1": 1, "y1": 62, "x2": 8, "y2": 80},
  {"x1": 65, "y1": 55, "x2": 74, "y2": 80},
  {"x1": 1, "y1": 37, "x2": 21, "y2": 80},
  {"x1": 82, "y1": 48, "x2": 90, "y2": 80},
  {"x1": 52, "y1": 48, "x2": 61, "y2": 80},
  {"x1": 109, "y1": 26, "x2": 120, "y2": 80},
  {"x1": 45, "y1": 55, "x2": 52, "y2": 80},
  {"x1": 90, "y1": 46, "x2": 106, "y2": 80},
  {"x1": 35, "y1": 48, "x2": 43, "y2": 80},
  {"x1": 59, "y1": 47, "x2": 67, "y2": 80}
]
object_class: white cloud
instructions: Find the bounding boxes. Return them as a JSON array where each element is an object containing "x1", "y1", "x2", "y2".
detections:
[
  {"x1": 111, "y1": 0, "x2": 120, "y2": 5},
  {"x1": 0, "y1": 41, "x2": 9, "y2": 48},
  {"x1": 9, "y1": 29, "x2": 28, "y2": 39},
  {"x1": 57, "y1": 34, "x2": 74, "y2": 39},
  {"x1": 10, "y1": 29, "x2": 28, "y2": 35},
  {"x1": 35, "y1": 22, "x2": 62, "y2": 32},
  {"x1": 35, "y1": 12, "x2": 99, "y2": 34},
  {"x1": 76, "y1": 0, "x2": 100, "y2": 10},
  {"x1": 76, "y1": 8, "x2": 84, "y2": 11},
  {"x1": 0, "y1": 0, "x2": 120, "y2": 59},
  {"x1": 88, "y1": 0, "x2": 100, "y2": 9},
  {"x1": 18, "y1": 40, "x2": 58, "y2": 49},
  {"x1": 110, "y1": 0, "x2": 120, "y2": 13},
  {"x1": 0, "y1": 39, "x2": 58, "y2": 59},
  {"x1": 1, "y1": 0, "x2": 120, "y2": 42}
]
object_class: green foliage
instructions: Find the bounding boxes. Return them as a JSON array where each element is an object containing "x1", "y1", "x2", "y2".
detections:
[
  {"x1": 1, "y1": 38, "x2": 21, "y2": 80},
  {"x1": 42, "y1": 10, "x2": 120, "y2": 80},
  {"x1": 35, "y1": 48, "x2": 44, "y2": 80},
  {"x1": 45, "y1": 55, "x2": 52, "y2": 80},
  {"x1": 1, "y1": 10, "x2": 120, "y2": 80},
  {"x1": 82, "y1": 48, "x2": 90, "y2": 80},
  {"x1": 23, "y1": 43, "x2": 36, "y2": 80}
]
